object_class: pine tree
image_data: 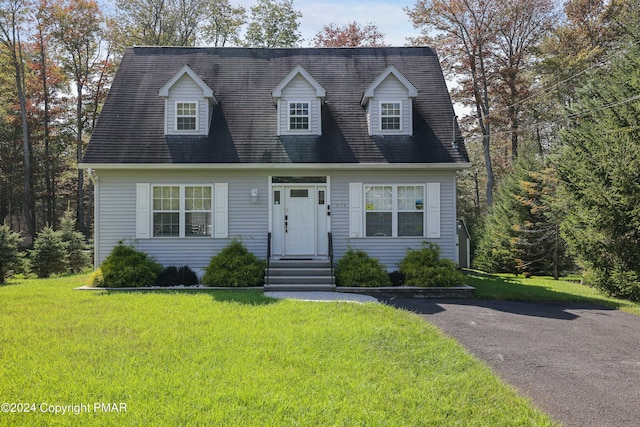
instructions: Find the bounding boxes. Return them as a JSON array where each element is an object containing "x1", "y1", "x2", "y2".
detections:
[
  {"x1": 59, "y1": 208, "x2": 90, "y2": 273},
  {"x1": 30, "y1": 226, "x2": 68, "y2": 278},
  {"x1": 556, "y1": 38, "x2": 640, "y2": 300},
  {"x1": 474, "y1": 155, "x2": 569, "y2": 277}
]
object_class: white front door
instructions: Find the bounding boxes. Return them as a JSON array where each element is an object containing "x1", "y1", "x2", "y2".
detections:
[{"x1": 284, "y1": 187, "x2": 315, "y2": 255}]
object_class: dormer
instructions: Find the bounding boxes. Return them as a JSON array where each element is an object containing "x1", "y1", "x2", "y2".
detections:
[
  {"x1": 361, "y1": 66, "x2": 418, "y2": 136},
  {"x1": 272, "y1": 65, "x2": 326, "y2": 136},
  {"x1": 159, "y1": 64, "x2": 217, "y2": 136}
]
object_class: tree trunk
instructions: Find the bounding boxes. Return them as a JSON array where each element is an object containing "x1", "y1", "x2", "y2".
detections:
[
  {"x1": 76, "y1": 80, "x2": 85, "y2": 235},
  {"x1": 13, "y1": 30, "x2": 35, "y2": 239}
]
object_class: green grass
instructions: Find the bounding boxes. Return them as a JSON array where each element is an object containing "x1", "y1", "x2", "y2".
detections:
[
  {"x1": 0, "y1": 275, "x2": 555, "y2": 426},
  {"x1": 468, "y1": 271, "x2": 640, "y2": 316}
]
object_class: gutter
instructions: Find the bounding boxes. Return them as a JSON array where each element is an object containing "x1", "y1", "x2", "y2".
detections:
[{"x1": 78, "y1": 162, "x2": 472, "y2": 171}]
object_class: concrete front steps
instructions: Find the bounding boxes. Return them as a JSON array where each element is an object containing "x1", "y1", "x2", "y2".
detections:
[{"x1": 264, "y1": 259, "x2": 336, "y2": 292}]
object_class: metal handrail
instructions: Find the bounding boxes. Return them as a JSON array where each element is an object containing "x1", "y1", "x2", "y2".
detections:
[
  {"x1": 266, "y1": 232, "x2": 271, "y2": 287},
  {"x1": 328, "y1": 232, "x2": 334, "y2": 287}
]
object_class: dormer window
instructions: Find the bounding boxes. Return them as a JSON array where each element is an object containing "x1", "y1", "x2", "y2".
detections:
[
  {"x1": 289, "y1": 102, "x2": 310, "y2": 130},
  {"x1": 159, "y1": 64, "x2": 217, "y2": 136},
  {"x1": 362, "y1": 66, "x2": 418, "y2": 136},
  {"x1": 380, "y1": 102, "x2": 401, "y2": 131},
  {"x1": 273, "y1": 65, "x2": 326, "y2": 136},
  {"x1": 176, "y1": 101, "x2": 198, "y2": 131}
]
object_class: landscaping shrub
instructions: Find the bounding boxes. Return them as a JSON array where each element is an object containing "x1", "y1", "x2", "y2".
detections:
[
  {"x1": 202, "y1": 240, "x2": 265, "y2": 287},
  {"x1": 335, "y1": 248, "x2": 391, "y2": 287},
  {"x1": 389, "y1": 270, "x2": 405, "y2": 287},
  {"x1": 86, "y1": 268, "x2": 104, "y2": 287},
  {"x1": 100, "y1": 243, "x2": 162, "y2": 288},
  {"x1": 0, "y1": 224, "x2": 23, "y2": 283},
  {"x1": 30, "y1": 226, "x2": 69, "y2": 278},
  {"x1": 157, "y1": 265, "x2": 199, "y2": 286},
  {"x1": 58, "y1": 209, "x2": 91, "y2": 273},
  {"x1": 400, "y1": 242, "x2": 465, "y2": 287}
]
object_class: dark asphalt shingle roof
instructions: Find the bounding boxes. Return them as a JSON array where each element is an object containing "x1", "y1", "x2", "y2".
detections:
[{"x1": 82, "y1": 46, "x2": 468, "y2": 165}]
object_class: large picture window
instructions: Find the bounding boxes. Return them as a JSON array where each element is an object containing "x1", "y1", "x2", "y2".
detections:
[
  {"x1": 289, "y1": 102, "x2": 309, "y2": 130},
  {"x1": 365, "y1": 184, "x2": 424, "y2": 237},
  {"x1": 380, "y1": 102, "x2": 401, "y2": 130},
  {"x1": 153, "y1": 185, "x2": 212, "y2": 237},
  {"x1": 176, "y1": 101, "x2": 197, "y2": 130}
]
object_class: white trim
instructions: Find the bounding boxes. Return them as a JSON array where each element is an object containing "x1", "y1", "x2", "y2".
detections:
[
  {"x1": 174, "y1": 100, "x2": 199, "y2": 132},
  {"x1": 159, "y1": 64, "x2": 216, "y2": 103},
  {"x1": 287, "y1": 100, "x2": 311, "y2": 132},
  {"x1": 80, "y1": 162, "x2": 472, "y2": 171},
  {"x1": 149, "y1": 184, "x2": 215, "y2": 238},
  {"x1": 361, "y1": 65, "x2": 418, "y2": 106},
  {"x1": 363, "y1": 184, "x2": 426, "y2": 238},
  {"x1": 379, "y1": 100, "x2": 403, "y2": 132},
  {"x1": 272, "y1": 65, "x2": 326, "y2": 102}
]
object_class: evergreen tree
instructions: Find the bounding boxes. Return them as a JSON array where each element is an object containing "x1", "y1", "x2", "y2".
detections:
[
  {"x1": 0, "y1": 223, "x2": 22, "y2": 282},
  {"x1": 556, "y1": 39, "x2": 640, "y2": 300},
  {"x1": 474, "y1": 154, "x2": 569, "y2": 277},
  {"x1": 58, "y1": 208, "x2": 90, "y2": 273},
  {"x1": 30, "y1": 226, "x2": 68, "y2": 278}
]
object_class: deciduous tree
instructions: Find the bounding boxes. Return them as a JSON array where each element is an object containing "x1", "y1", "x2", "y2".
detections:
[
  {"x1": 0, "y1": 0, "x2": 35, "y2": 238},
  {"x1": 244, "y1": 0, "x2": 302, "y2": 48},
  {"x1": 313, "y1": 21, "x2": 387, "y2": 47}
]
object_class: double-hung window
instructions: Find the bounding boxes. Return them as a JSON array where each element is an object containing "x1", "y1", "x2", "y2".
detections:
[
  {"x1": 380, "y1": 101, "x2": 401, "y2": 131},
  {"x1": 176, "y1": 101, "x2": 197, "y2": 131},
  {"x1": 153, "y1": 185, "x2": 212, "y2": 237},
  {"x1": 289, "y1": 102, "x2": 309, "y2": 130},
  {"x1": 365, "y1": 184, "x2": 424, "y2": 237}
]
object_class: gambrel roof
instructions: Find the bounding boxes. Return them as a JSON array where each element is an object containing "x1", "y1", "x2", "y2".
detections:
[{"x1": 82, "y1": 46, "x2": 468, "y2": 165}]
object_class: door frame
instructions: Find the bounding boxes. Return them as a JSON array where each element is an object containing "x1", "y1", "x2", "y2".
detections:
[{"x1": 268, "y1": 176, "x2": 330, "y2": 258}]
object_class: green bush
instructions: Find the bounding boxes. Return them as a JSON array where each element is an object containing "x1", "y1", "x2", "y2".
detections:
[
  {"x1": 202, "y1": 240, "x2": 265, "y2": 287},
  {"x1": 0, "y1": 223, "x2": 23, "y2": 283},
  {"x1": 400, "y1": 242, "x2": 465, "y2": 287},
  {"x1": 86, "y1": 268, "x2": 104, "y2": 287},
  {"x1": 30, "y1": 226, "x2": 69, "y2": 278},
  {"x1": 100, "y1": 243, "x2": 162, "y2": 288},
  {"x1": 58, "y1": 209, "x2": 91, "y2": 273},
  {"x1": 335, "y1": 248, "x2": 391, "y2": 287},
  {"x1": 583, "y1": 266, "x2": 640, "y2": 302},
  {"x1": 157, "y1": 265, "x2": 199, "y2": 287}
]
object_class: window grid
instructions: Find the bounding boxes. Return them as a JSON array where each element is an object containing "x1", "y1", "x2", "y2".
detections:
[
  {"x1": 152, "y1": 185, "x2": 213, "y2": 237},
  {"x1": 153, "y1": 186, "x2": 180, "y2": 237},
  {"x1": 289, "y1": 102, "x2": 310, "y2": 130},
  {"x1": 365, "y1": 185, "x2": 393, "y2": 237},
  {"x1": 176, "y1": 102, "x2": 197, "y2": 130},
  {"x1": 365, "y1": 184, "x2": 425, "y2": 237},
  {"x1": 381, "y1": 102, "x2": 401, "y2": 130}
]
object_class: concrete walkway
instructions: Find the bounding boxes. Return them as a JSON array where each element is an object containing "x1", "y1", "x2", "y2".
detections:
[
  {"x1": 264, "y1": 291, "x2": 378, "y2": 303},
  {"x1": 380, "y1": 298, "x2": 640, "y2": 427}
]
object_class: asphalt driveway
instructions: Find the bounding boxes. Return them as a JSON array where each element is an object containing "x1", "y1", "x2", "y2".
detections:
[{"x1": 380, "y1": 298, "x2": 640, "y2": 427}]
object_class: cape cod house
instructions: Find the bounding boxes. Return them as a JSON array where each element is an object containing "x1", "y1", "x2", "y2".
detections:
[{"x1": 80, "y1": 46, "x2": 470, "y2": 289}]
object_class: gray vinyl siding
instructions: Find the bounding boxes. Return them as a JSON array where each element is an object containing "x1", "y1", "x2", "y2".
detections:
[
  {"x1": 329, "y1": 170, "x2": 456, "y2": 269},
  {"x1": 165, "y1": 74, "x2": 209, "y2": 135},
  {"x1": 95, "y1": 169, "x2": 268, "y2": 277},
  {"x1": 279, "y1": 75, "x2": 321, "y2": 135},
  {"x1": 94, "y1": 168, "x2": 457, "y2": 275},
  {"x1": 368, "y1": 74, "x2": 412, "y2": 135}
]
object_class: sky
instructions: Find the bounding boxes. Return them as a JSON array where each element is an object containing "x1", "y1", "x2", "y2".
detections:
[{"x1": 291, "y1": 0, "x2": 421, "y2": 46}]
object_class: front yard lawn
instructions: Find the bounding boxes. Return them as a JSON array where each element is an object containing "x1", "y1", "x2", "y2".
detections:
[
  {"x1": 468, "y1": 271, "x2": 640, "y2": 316},
  {"x1": 0, "y1": 275, "x2": 555, "y2": 426}
]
